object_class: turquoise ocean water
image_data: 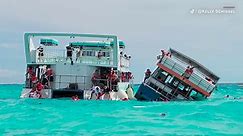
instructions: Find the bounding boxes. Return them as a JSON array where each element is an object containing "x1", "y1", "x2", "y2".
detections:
[{"x1": 0, "y1": 84, "x2": 243, "y2": 135}]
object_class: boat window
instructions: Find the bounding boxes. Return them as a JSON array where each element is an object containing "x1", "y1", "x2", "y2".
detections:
[
  {"x1": 178, "y1": 83, "x2": 185, "y2": 91},
  {"x1": 173, "y1": 79, "x2": 179, "y2": 87},
  {"x1": 165, "y1": 75, "x2": 173, "y2": 84},
  {"x1": 155, "y1": 70, "x2": 168, "y2": 82},
  {"x1": 184, "y1": 86, "x2": 191, "y2": 91},
  {"x1": 189, "y1": 90, "x2": 197, "y2": 96},
  {"x1": 149, "y1": 83, "x2": 158, "y2": 90},
  {"x1": 102, "y1": 51, "x2": 110, "y2": 57},
  {"x1": 161, "y1": 71, "x2": 168, "y2": 76},
  {"x1": 151, "y1": 68, "x2": 160, "y2": 77},
  {"x1": 190, "y1": 89, "x2": 204, "y2": 99},
  {"x1": 156, "y1": 75, "x2": 166, "y2": 83},
  {"x1": 83, "y1": 51, "x2": 95, "y2": 56}
]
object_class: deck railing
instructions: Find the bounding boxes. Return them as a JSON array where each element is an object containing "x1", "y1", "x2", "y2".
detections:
[
  {"x1": 160, "y1": 57, "x2": 215, "y2": 93},
  {"x1": 33, "y1": 49, "x2": 114, "y2": 66}
]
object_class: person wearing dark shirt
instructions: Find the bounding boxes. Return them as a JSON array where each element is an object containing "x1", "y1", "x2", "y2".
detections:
[
  {"x1": 144, "y1": 69, "x2": 151, "y2": 82},
  {"x1": 66, "y1": 45, "x2": 73, "y2": 64}
]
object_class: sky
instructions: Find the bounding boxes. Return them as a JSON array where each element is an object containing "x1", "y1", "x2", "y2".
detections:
[{"x1": 0, "y1": 0, "x2": 242, "y2": 84}]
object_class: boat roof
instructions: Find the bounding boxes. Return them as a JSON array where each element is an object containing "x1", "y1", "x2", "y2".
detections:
[
  {"x1": 169, "y1": 48, "x2": 220, "y2": 81},
  {"x1": 24, "y1": 33, "x2": 121, "y2": 68}
]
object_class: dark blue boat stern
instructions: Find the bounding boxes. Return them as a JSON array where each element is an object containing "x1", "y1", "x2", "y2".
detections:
[{"x1": 135, "y1": 83, "x2": 162, "y2": 101}]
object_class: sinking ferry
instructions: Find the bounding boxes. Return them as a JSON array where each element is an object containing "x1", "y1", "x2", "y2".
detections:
[
  {"x1": 20, "y1": 33, "x2": 134, "y2": 100},
  {"x1": 135, "y1": 48, "x2": 220, "y2": 101}
]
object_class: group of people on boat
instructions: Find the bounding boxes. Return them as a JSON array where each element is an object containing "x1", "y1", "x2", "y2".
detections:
[
  {"x1": 66, "y1": 45, "x2": 110, "y2": 65},
  {"x1": 66, "y1": 45, "x2": 84, "y2": 64},
  {"x1": 26, "y1": 66, "x2": 54, "y2": 98},
  {"x1": 91, "y1": 68, "x2": 133, "y2": 87},
  {"x1": 89, "y1": 68, "x2": 134, "y2": 100}
]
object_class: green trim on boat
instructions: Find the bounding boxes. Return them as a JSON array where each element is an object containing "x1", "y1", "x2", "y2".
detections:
[
  {"x1": 69, "y1": 41, "x2": 111, "y2": 47},
  {"x1": 40, "y1": 38, "x2": 59, "y2": 45}
]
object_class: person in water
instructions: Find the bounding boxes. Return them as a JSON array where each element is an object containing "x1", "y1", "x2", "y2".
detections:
[
  {"x1": 29, "y1": 84, "x2": 37, "y2": 98},
  {"x1": 144, "y1": 69, "x2": 151, "y2": 82},
  {"x1": 101, "y1": 86, "x2": 111, "y2": 100},
  {"x1": 90, "y1": 86, "x2": 102, "y2": 100},
  {"x1": 224, "y1": 95, "x2": 230, "y2": 98},
  {"x1": 72, "y1": 95, "x2": 80, "y2": 101}
]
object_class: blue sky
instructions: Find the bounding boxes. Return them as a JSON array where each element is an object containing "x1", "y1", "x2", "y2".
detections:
[{"x1": 0, "y1": 0, "x2": 242, "y2": 83}]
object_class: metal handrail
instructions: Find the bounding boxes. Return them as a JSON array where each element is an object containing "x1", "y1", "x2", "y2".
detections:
[
  {"x1": 161, "y1": 57, "x2": 215, "y2": 93},
  {"x1": 36, "y1": 48, "x2": 114, "y2": 65}
]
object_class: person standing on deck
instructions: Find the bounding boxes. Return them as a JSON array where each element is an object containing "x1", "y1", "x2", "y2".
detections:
[
  {"x1": 97, "y1": 50, "x2": 103, "y2": 59},
  {"x1": 161, "y1": 49, "x2": 171, "y2": 57},
  {"x1": 46, "y1": 66, "x2": 54, "y2": 88},
  {"x1": 107, "y1": 69, "x2": 119, "y2": 90},
  {"x1": 127, "y1": 72, "x2": 133, "y2": 81},
  {"x1": 182, "y1": 66, "x2": 194, "y2": 79},
  {"x1": 26, "y1": 66, "x2": 34, "y2": 87},
  {"x1": 37, "y1": 46, "x2": 44, "y2": 62},
  {"x1": 144, "y1": 69, "x2": 151, "y2": 82},
  {"x1": 75, "y1": 46, "x2": 83, "y2": 62},
  {"x1": 121, "y1": 72, "x2": 126, "y2": 82},
  {"x1": 91, "y1": 69, "x2": 101, "y2": 86},
  {"x1": 36, "y1": 81, "x2": 44, "y2": 98},
  {"x1": 66, "y1": 45, "x2": 73, "y2": 64}
]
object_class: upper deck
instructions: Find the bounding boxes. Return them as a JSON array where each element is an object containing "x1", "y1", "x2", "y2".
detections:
[
  {"x1": 24, "y1": 33, "x2": 130, "y2": 69},
  {"x1": 157, "y1": 48, "x2": 219, "y2": 96}
]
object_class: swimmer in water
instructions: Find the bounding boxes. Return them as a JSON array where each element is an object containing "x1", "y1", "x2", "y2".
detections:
[
  {"x1": 72, "y1": 95, "x2": 80, "y2": 101},
  {"x1": 224, "y1": 95, "x2": 230, "y2": 98},
  {"x1": 160, "y1": 113, "x2": 166, "y2": 117}
]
